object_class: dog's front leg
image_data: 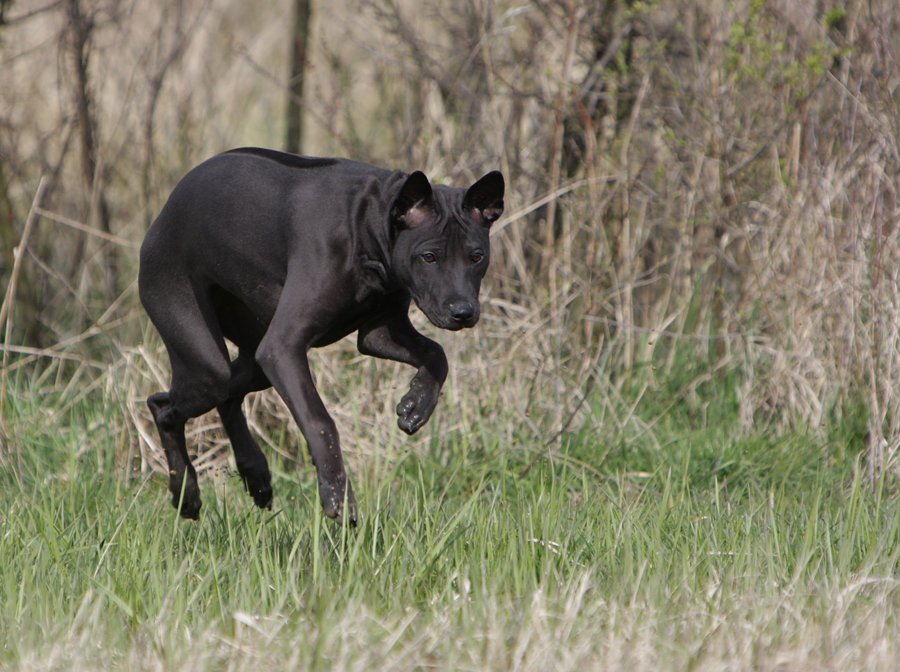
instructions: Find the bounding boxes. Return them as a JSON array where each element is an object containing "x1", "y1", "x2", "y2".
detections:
[
  {"x1": 256, "y1": 327, "x2": 356, "y2": 525},
  {"x1": 358, "y1": 313, "x2": 449, "y2": 434}
]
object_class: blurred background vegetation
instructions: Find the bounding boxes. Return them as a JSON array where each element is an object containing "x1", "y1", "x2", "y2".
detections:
[{"x1": 0, "y1": 0, "x2": 898, "y2": 485}]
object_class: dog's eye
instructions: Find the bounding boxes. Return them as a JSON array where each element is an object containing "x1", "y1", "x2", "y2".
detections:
[
  {"x1": 471, "y1": 252, "x2": 484, "y2": 264},
  {"x1": 422, "y1": 252, "x2": 437, "y2": 264}
]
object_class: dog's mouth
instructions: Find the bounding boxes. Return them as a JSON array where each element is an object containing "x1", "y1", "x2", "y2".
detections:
[
  {"x1": 416, "y1": 300, "x2": 480, "y2": 331},
  {"x1": 442, "y1": 317, "x2": 478, "y2": 331}
]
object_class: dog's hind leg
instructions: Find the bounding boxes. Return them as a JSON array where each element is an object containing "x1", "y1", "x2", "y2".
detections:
[
  {"x1": 144, "y1": 286, "x2": 232, "y2": 520},
  {"x1": 217, "y1": 352, "x2": 273, "y2": 510},
  {"x1": 148, "y1": 389, "x2": 203, "y2": 519}
]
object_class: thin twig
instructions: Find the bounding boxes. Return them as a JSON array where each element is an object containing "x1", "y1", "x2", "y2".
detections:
[
  {"x1": 491, "y1": 176, "x2": 615, "y2": 236},
  {"x1": 34, "y1": 207, "x2": 138, "y2": 248},
  {"x1": 585, "y1": 316, "x2": 767, "y2": 341},
  {"x1": 4, "y1": 0, "x2": 65, "y2": 24},
  {"x1": 0, "y1": 314, "x2": 137, "y2": 376},
  {"x1": 0, "y1": 178, "x2": 47, "y2": 348},
  {"x1": 0, "y1": 178, "x2": 47, "y2": 440}
]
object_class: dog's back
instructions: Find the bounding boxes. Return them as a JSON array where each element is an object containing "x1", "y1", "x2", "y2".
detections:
[{"x1": 139, "y1": 149, "x2": 403, "y2": 327}]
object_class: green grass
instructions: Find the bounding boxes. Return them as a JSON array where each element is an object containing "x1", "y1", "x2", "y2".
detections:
[{"x1": 2, "y1": 371, "x2": 900, "y2": 671}]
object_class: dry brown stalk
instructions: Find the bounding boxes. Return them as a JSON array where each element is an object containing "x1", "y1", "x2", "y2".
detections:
[
  {"x1": 0, "y1": 177, "x2": 47, "y2": 444},
  {"x1": 33, "y1": 207, "x2": 139, "y2": 248}
]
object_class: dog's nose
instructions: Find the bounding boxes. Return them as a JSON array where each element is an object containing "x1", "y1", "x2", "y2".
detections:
[{"x1": 448, "y1": 301, "x2": 475, "y2": 324}]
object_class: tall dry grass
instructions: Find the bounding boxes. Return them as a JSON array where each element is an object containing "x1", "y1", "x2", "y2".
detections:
[{"x1": 1, "y1": 0, "x2": 899, "y2": 481}]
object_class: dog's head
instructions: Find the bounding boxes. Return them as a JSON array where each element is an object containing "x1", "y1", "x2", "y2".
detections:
[{"x1": 389, "y1": 170, "x2": 505, "y2": 331}]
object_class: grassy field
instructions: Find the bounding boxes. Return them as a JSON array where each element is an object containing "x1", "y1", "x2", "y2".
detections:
[{"x1": 2, "y1": 365, "x2": 899, "y2": 671}]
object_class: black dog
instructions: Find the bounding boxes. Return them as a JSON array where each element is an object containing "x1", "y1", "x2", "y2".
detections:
[{"x1": 139, "y1": 148, "x2": 504, "y2": 524}]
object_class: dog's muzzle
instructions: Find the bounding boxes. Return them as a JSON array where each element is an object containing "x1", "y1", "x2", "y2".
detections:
[{"x1": 446, "y1": 300, "x2": 478, "y2": 329}]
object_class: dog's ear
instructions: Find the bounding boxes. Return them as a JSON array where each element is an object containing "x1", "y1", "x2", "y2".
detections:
[
  {"x1": 391, "y1": 171, "x2": 434, "y2": 228},
  {"x1": 463, "y1": 171, "x2": 505, "y2": 227}
]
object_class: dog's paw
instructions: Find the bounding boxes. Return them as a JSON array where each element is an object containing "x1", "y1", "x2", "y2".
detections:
[
  {"x1": 242, "y1": 475, "x2": 273, "y2": 510},
  {"x1": 169, "y1": 475, "x2": 202, "y2": 520},
  {"x1": 238, "y1": 462, "x2": 274, "y2": 510},
  {"x1": 319, "y1": 476, "x2": 357, "y2": 527},
  {"x1": 396, "y1": 379, "x2": 439, "y2": 434}
]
